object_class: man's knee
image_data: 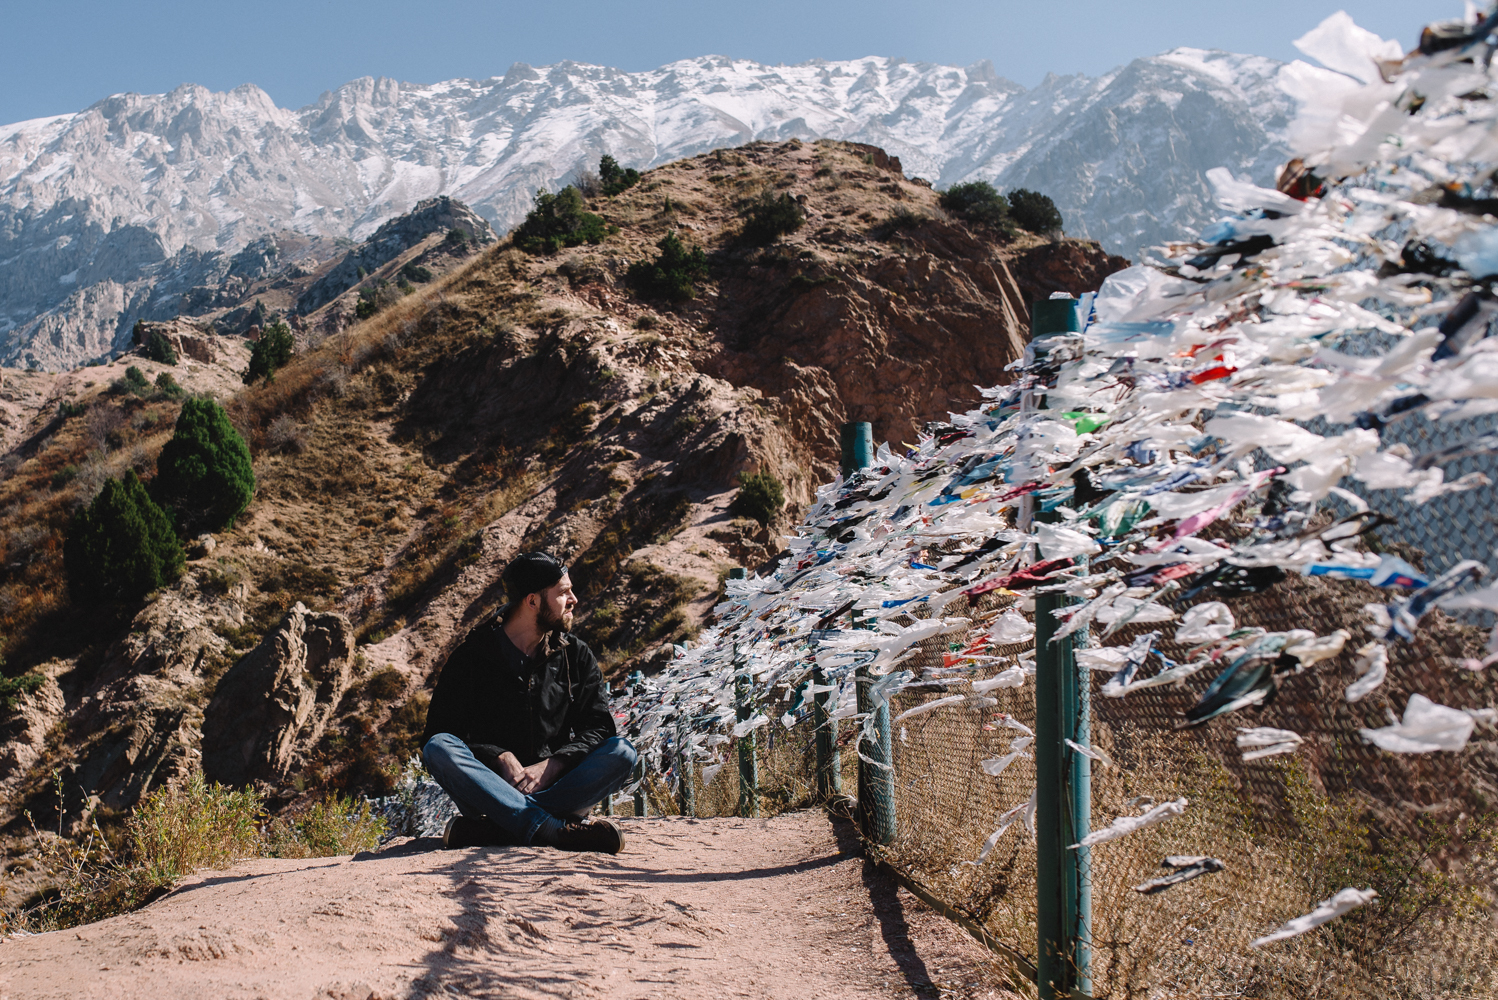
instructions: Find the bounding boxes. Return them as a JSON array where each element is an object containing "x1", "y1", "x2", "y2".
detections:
[
  {"x1": 422, "y1": 733, "x2": 465, "y2": 770},
  {"x1": 599, "y1": 736, "x2": 638, "y2": 775}
]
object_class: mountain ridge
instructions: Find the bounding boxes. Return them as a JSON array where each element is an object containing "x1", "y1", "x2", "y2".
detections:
[{"x1": 1, "y1": 49, "x2": 1293, "y2": 369}]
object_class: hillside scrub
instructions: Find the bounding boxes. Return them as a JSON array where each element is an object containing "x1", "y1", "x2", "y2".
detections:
[
  {"x1": 738, "y1": 190, "x2": 805, "y2": 245},
  {"x1": 938, "y1": 180, "x2": 1011, "y2": 229},
  {"x1": 151, "y1": 397, "x2": 255, "y2": 536},
  {"x1": 63, "y1": 470, "x2": 184, "y2": 604},
  {"x1": 627, "y1": 231, "x2": 709, "y2": 302},
  {"x1": 4, "y1": 774, "x2": 381, "y2": 935},
  {"x1": 729, "y1": 471, "x2": 785, "y2": 526},
  {"x1": 1009, "y1": 187, "x2": 1063, "y2": 234},
  {"x1": 512, "y1": 187, "x2": 617, "y2": 254},
  {"x1": 599, "y1": 154, "x2": 641, "y2": 196},
  {"x1": 142, "y1": 330, "x2": 178, "y2": 366},
  {"x1": 245, "y1": 320, "x2": 295, "y2": 384}
]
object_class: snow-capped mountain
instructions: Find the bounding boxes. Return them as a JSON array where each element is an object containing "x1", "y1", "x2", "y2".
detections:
[{"x1": 0, "y1": 49, "x2": 1297, "y2": 369}]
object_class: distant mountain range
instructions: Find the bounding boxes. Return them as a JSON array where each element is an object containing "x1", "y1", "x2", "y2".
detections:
[{"x1": 0, "y1": 49, "x2": 1298, "y2": 369}]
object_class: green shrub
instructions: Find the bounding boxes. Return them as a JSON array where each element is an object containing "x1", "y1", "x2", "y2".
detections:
[
  {"x1": 244, "y1": 320, "x2": 294, "y2": 385},
  {"x1": 151, "y1": 396, "x2": 255, "y2": 536},
  {"x1": 0, "y1": 672, "x2": 45, "y2": 710},
  {"x1": 939, "y1": 180, "x2": 1010, "y2": 227},
  {"x1": 627, "y1": 231, "x2": 709, "y2": 302},
  {"x1": 444, "y1": 227, "x2": 469, "y2": 246},
  {"x1": 1009, "y1": 187, "x2": 1064, "y2": 233},
  {"x1": 153, "y1": 371, "x2": 185, "y2": 400},
  {"x1": 512, "y1": 187, "x2": 616, "y2": 254},
  {"x1": 599, "y1": 154, "x2": 641, "y2": 196},
  {"x1": 401, "y1": 263, "x2": 434, "y2": 283},
  {"x1": 57, "y1": 400, "x2": 87, "y2": 419},
  {"x1": 739, "y1": 191, "x2": 805, "y2": 245},
  {"x1": 363, "y1": 666, "x2": 406, "y2": 701},
  {"x1": 128, "y1": 773, "x2": 262, "y2": 886},
  {"x1": 143, "y1": 330, "x2": 178, "y2": 366},
  {"x1": 355, "y1": 288, "x2": 379, "y2": 320},
  {"x1": 64, "y1": 469, "x2": 184, "y2": 604},
  {"x1": 729, "y1": 470, "x2": 785, "y2": 526},
  {"x1": 113, "y1": 366, "x2": 151, "y2": 396},
  {"x1": 51, "y1": 464, "x2": 78, "y2": 489},
  {"x1": 265, "y1": 795, "x2": 384, "y2": 858}
]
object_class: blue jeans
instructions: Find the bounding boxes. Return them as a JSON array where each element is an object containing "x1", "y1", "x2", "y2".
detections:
[{"x1": 422, "y1": 733, "x2": 638, "y2": 845}]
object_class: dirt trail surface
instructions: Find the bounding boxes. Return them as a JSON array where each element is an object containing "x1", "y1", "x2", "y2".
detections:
[{"x1": 0, "y1": 812, "x2": 1015, "y2": 999}]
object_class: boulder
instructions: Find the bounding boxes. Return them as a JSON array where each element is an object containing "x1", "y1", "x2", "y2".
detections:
[{"x1": 202, "y1": 602, "x2": 356, "y2": 788}]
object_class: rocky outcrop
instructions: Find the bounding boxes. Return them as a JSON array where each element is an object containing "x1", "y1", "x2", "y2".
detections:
[
  {"x1": 131, "y1": 318, "x2": 231, "y2": 365},
  {"x1": 202, "y1": 603, "x2": 357, "y2": 789},
  {"x1": 298, "y1": 197, "x2": 496, "y2": 315}
]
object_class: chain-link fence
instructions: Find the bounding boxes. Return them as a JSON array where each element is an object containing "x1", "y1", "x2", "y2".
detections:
[{"x1": 612, "y1": 14, "x2": 1498, "y2": 999}]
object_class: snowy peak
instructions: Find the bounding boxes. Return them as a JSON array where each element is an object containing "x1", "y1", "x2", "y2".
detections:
[{"x1": 0, "y1": 49, "x2": 1297, "y2": 369}]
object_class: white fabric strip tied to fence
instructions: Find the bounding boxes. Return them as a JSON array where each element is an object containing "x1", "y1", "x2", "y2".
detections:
[{"x1": 612, "y1": 8, "x2": 1498, "y2": 963}]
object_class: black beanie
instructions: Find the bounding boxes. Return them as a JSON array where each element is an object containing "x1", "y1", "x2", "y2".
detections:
[{"x1": 503, "y1": 551, "x2": 567, "y2": 601}]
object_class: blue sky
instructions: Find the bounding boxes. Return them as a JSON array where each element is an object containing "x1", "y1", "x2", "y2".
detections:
[{"x1": 0, "y1": 1, "x2": 1454, "y2": 125}]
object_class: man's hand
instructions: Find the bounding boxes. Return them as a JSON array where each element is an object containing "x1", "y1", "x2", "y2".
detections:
[{"x1": 496, "y1": 752, "x2": 566, "y2": 794}]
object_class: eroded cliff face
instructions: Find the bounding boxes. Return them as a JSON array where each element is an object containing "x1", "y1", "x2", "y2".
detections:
[{"x1": 0, "y1": 140, "x2": 1125, "y2": 838}]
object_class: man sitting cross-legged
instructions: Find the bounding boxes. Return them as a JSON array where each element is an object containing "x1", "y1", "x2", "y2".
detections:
[{"x1": 422, "y1": 552, "x2": 637, "y2": 853}]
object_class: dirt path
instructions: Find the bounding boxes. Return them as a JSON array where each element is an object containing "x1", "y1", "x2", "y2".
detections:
[{"x1": 0, "y1": 812, "x2": 1018, "y2": 1000}]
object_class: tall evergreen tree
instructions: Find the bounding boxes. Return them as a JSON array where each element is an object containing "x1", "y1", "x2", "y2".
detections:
[
  {"x1": 152, "y1": 397, "x2": 255, "y2": 536},
  {"x1": 65, "y1": 471, "x2": 184, "y2": 604}
]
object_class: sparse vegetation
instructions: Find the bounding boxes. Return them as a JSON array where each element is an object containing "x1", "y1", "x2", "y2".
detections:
[
  {"x1": 512, "y1": 187, "x2": 617, "y2": 255},
  {"x1": 599, "y1": 154, "x2": 641, "y2": 196},
  {"x1": 3, "y1": 773, "x2": 382, "y2": 934},
  {"x1": 938, "y1": 180, "x2": 1010, "y2": 228},
  {"x1": 151, "y1": 396, "x2": 255, "y2": 536},
  {"x1": 627, "y1": 231, "x2": 709, "y2": 302},
  {"x1": 142, "y1": 330, "x2": 178, "y2": 366},
  {"x1": 738, "y1": 190, "x2": 805, "y2": 245},
  {"x1": 729, "y1": 470, "x2": 785, "y2": 526},
  {"x1": 245, "y1": 320, "x2": 295, "y2": 384},
  {"x1": 0, "y1": 670, "x2": 44, "y2": 709},
  {"x1": 63, "y1": 470, "x2": 184, "y2": 604},
  {"x1": 1009, "y1": 187, "x2": 1063, "y2": 234}
]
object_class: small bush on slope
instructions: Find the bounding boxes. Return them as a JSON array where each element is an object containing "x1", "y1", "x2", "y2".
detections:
[
  {"x1": 729, "y1": 471, "x2": 785, "y2": 526},
  {"x1": 599, "y1": 154, "x2": 641, "y2": 196},
  {"x1": 151, "y1": 396, "x2": 255, "y2": 537},
  {"x1": 627, "y1": 231, "x2": 710, "y2": 302},
  {"x1": 738, "y1": 190, "x2": 805, "y2": 245},
  {"x1": 245, "y1": 320, "x2": 295, "y2": 384},
  {"x1": 512, "y1": 187, "x2": 617, "y2": 255},
  {"x1": 938, "y1": 180, "x2": 1010, "y2": 229},
  {"x1": 64, "y1": 470, "x2": 183, "y2": 604},
  {"x1": 1009, "y1": 187, "x2": 1064, "y2": 234}
]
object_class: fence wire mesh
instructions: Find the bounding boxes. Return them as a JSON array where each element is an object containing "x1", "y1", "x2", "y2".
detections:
[{"x1": 615, "y1": 15, "x2": 1498, "y2": 999}]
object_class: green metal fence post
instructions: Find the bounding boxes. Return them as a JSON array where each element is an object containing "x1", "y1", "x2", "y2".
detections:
[
  {"x1": 840, "y1": 421, "x2": 874, "y2": 478},
  {"x1": 676, "y1": 715, "x2": 696, "y2": 818},
  {"x1": 855, "y1": 664, "x2": 897, "y2": 845},
  {"x1": 735, "y1": 670, "x2": 760, "y2": 818},
  {"x1": 629, "y1": 670, "x2": 648, "y2": 818},
  {"x1": 812, "y1": 664, "x2": 842, "y2": 800},
  {"x1": 1032, "y1": 293, "x2": 1092, "y2": 999}
]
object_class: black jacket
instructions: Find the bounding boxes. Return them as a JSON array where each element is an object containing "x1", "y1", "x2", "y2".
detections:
[{"x1": 422, "y1": 616, "x2": 616, "y2": 769}]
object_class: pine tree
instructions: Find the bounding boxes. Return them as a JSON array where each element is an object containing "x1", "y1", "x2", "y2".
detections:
[
  {"x1": 65, "y1": 470, "x2": 184, "y2": 604},
  {"x1": 245, "y1": 320, "x2": 294, "y2": 384},
  {"x1": 152, "y1": 397, "x2": 255, "y2": 536}
]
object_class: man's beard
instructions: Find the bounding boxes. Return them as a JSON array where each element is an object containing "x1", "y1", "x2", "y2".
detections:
[{"x1": 537, "y1": 603, "x2": 573, "y2": 634}]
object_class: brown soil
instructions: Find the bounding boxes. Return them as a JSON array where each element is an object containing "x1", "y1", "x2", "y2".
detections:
[{"x1": 0, "y1": 812, "x2": 1020, "y2": 999}]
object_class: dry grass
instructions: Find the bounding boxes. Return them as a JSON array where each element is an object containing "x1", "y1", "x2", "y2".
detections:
[{"x1": 2, "y1": 771, "x2": 381, "y2": 934}]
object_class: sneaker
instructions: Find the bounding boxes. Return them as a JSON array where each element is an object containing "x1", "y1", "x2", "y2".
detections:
[
  {"x1": 442, "y1": 815, "x2": 506, "y2": 849},
  {"x1": 551, "y1": 817, "x2": 626, "y2": 854}
]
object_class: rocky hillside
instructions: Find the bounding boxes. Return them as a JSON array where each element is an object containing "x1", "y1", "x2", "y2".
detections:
[
  {"x1": 0, "y1": 46, "x2": 1314, "y2": 366},
  {"x1": 0, "y1": 141, "x2": 1123, "y2": 893}
]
